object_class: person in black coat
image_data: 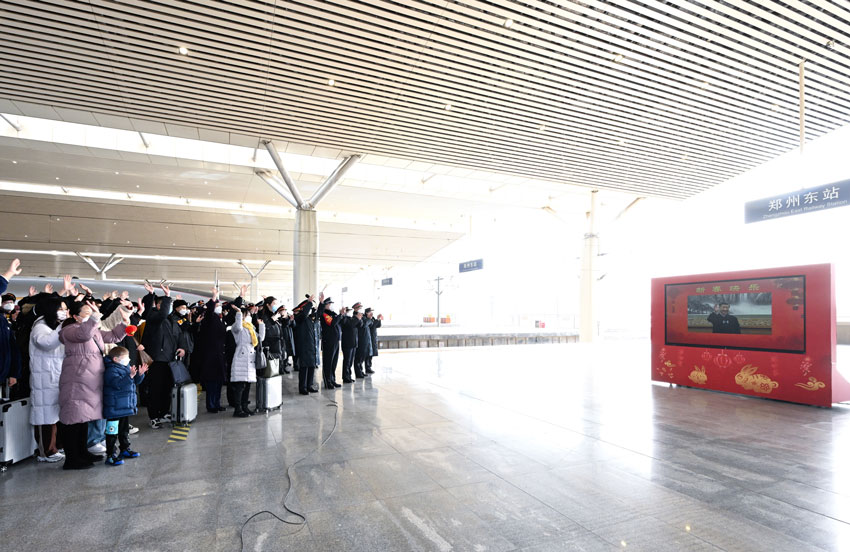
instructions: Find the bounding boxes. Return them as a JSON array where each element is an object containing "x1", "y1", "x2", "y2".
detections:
[
  {"x1": 292, "y1": 293, "x2": 325, "y2": 395},
  {"x1": 319, "y1": 298, "x2": 343, "y2": 389},
  {"x1": 278, "y1": 306, "x2": 295, "y2": 373},
  {"x1": 259, "y1": 297, "x2": 285, "y2": 370},
  {"x1": 340, "y1": 307, "x2": 362, "y2": 383},
  {"x1": 365, "y1": 308, "x2": 383, "y2": 375},
  {"x1": 197, "y1": 287, "x2": 228, "y2": 413},
  {"x1": 140, "y1": 283, "x2": 187, "y2": 427},
  {"x1": 354, "y1": 314, "x2": 373, "y2": 378}
]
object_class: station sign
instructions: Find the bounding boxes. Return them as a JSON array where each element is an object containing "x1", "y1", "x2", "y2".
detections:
[
  {"x1": 342, "y1": 287, "x2": 348, "y2": 292},
  {"x1": 459, "y1": 259, "x2": 484, "y2": 273},
  {"x1": 381, "y1": 278, "x2": 393, "y2": 286},
  {"x1": 745, "y1": 179, "x2": 849, "y2": 223}
]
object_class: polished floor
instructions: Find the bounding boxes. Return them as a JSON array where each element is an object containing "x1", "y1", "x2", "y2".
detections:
[{"x1": 3, "y1": 341, "x2": 850, "y2": 551}]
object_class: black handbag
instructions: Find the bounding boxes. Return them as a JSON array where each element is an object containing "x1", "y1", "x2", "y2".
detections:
[{"x1": 169, "y1": 354, "x2": 191, "y2": 385}]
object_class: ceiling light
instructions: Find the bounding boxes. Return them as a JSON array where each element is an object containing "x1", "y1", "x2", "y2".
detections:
[
  {"x1": 178, "y1": 46, "x2": 189, "y2": 55},
  {"x1": 136, "y1": 184, "x2": 140, "y2": 188},
  {"x1": 11, "y1": 160, "x2": 17, "y2": 164},
  {"x1": 114, "y1": 171, "x2": 120, "y2": 175},
  {"x1": 613, "y1": 53, "x2": 624, "y2": 63},
  {"x1": 826, "y1": 40, "x2": 836, "y2": 50},
  {"x1": 444, "y1": 103, "x2": 452, "y2": 111},
  {"x1": 538, "y1": 124, "x2": 546, "y2": 132},
  {"x1": 503, "y1": 18, "x2": 514, "y2": 28},
  {"x1": 771, "y1": 103, "x2": 780, "y2": 111},
  {"x1": 55, "y1": 177, "x2": 60, "y2": 180},
  {"x1": 700, "y1": 81, "x2": 709, "y2": 89},
  {"x1": 327, "y1": 78, "x2": 336, "y2": 87},
  {"x1": 617, "y1": 139, "x2": 626, "y2": 146}
]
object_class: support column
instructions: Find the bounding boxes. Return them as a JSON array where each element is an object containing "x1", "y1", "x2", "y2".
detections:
[
  {"x1": 239, "y1": 260, "x2": 271, "y2": 303},
  {"x1": 579, "y1": 190, "x2": 598, "y2": 342},
  {"x1": 294, "y1": 209, "x2": 318, "y2": 302},
  {"x1": 75, "y1": 252, "x2": 124, "y2": 280}
]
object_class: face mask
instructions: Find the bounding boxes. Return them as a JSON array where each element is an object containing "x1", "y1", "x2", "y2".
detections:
[
  {"x1": 2, "y1": 303, "x2": 13, "y2": 312},
  {"x1": 271, "y1": 302, "x2": 279, "y2": 311},
  {"x1": 214, "y1": 305, "x2": 222, "y2": 315},
  {"x1": 117, "y1": 356, "x2": 130, "y2": 366},
  {"x1": 79, "y1": 315, "x2": 90, "y2": 323},
  {"x1": 244, "y1": 315, "x2": 252, "y2": 324},
  {"x1": 178, "y1": 308, "x2": 188, "y2": 316},
  {"x1": 57, "y1": 310, "x2": 68, "y2": 321}
]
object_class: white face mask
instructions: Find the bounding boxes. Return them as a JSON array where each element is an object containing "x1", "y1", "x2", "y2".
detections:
[
  {"x1": 244, "y1": 315, "x2": 252, "y2": 324},
  {"x1": 214, "y1": 305, "x2": 222, "y2": 315},
  {"x1": 117, "y1": 356, "x2": 130, "y2": 366},
  {"x1": 177, "y1": 308, "x2": 188, "y2": 316},
  {"x1": 56, "y1": 310, "x2": 68, "y2": 321},
  {"x1": 2, "y1": 302, "x2": 13, "y2": 312},
  {"x1": 79, "y1": 315, "x2": 90, "y2": 323}
]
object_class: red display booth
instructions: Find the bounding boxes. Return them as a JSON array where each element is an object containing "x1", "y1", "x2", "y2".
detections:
[{"x1": 651, "y1": 264, "x2": 850, "y2": 407}]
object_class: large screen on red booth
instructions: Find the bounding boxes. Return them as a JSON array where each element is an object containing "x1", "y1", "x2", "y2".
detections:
[{"x1": 664, "y1": 276, "x2": 805, "y2": 353}]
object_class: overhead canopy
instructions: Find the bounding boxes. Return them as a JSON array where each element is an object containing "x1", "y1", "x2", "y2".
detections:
[{"x1": 2, "y1": 0, "x2": 848, "y2": 200}]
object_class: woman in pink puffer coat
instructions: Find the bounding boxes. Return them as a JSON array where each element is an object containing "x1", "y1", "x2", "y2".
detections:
[{"x1": 57, "y1": 300, "x2": 128, "y2": 470}]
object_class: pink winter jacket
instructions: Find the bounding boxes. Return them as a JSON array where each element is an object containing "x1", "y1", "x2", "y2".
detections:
[{"x1": 58, "y1": 314, "x2": 127, "y2": 425}]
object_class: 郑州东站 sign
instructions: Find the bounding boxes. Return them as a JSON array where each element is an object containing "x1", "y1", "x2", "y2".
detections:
[{"x1": 744, "y1": 179, "x2": 849, "y2": 223}]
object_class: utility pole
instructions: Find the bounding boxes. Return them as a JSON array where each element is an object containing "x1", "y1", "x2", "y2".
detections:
[{"x1": 434, "y1": 276, "x2": 444, "y2": 327}]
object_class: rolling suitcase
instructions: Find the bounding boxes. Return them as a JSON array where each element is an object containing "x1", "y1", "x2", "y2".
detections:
[
  {"x1": 256, "y1": 375, "x2": 283, "y2": 411},
  {"x1": 170, "y1": 383, "x2": 198, "y2": 426},
  {"x1": 0, "y1": 398, "x2": 37, "y2": 471}
]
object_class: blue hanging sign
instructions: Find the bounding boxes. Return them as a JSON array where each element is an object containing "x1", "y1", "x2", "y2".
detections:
[
  {"x1": 744, "y1": 179, "x2": 850, "y2": 223},
  {"x1": 459, "y1": 259, "x2": 484, "y2": 273},
  {"x1": 381, "y1": 278, "x2": 393, "y2": 286}
]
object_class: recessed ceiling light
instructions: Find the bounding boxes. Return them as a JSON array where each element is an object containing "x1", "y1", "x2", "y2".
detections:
[
  {"x1": 503, "y1": 18, "x2": 514, "y2": 28},
  {"x1": 700, "y1": 81, "x2": 709, "y2": 89},
  {"x1": 11, "y1": 160, "x2": 17, "y2": 164},
  {"x1": 538, "y1": 124, "x2": 546, "y2": 132},
  {"x1": 327, "y1": 78, "x2": 336, "y2": 86},
  {"x1": 55, "y1": 177, "x2": 60, "y2": 180},
  {"x1": 24, "y1": 234, "x2": 27, "y2": 238},
  {"x1": 613, "y1": 53, "x2": 624, "y2": 63},
  {"x1": 771, "y1": 103, "x2": 780, "y2": 111},
  {"x1": 178, "y1": 46, "x2": 189, "y2": 55},
  {"x1": 618, "y1": 139, "x2": 626, "y2": 146},
  {"x1": 114, "y1": 171, "x2": 119, "y2": 175},
  {"x1": 126, "y1": 240, "x2": 130, "y2": 244},
  {"x1": 445, "y1": 103, "x2": 452, "y2": 111},
  {"x1": 136, "y1": 184, "x2": 140, "y2": 188}
]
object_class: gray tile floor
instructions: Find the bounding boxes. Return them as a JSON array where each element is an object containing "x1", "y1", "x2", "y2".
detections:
[{"x1": 3, "y1": 341, "x2": 850, "y2": 551}]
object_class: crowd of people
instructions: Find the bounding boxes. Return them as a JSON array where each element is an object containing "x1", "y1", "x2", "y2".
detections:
[{"x1": 0, "y1": 258, "x2": 383, "y2": 470}]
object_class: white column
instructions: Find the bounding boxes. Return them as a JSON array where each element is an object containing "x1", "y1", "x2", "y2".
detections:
[
  {"x1": 294, "y1": 209, "x2": 319, "y2": 302},
  {"x1": 579, "y1": 190, "x2": 598, "y2": 342}
]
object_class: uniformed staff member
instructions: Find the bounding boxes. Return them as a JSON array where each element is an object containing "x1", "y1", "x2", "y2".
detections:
[
  {"x1": 364, "y1": 308, "x2": 383, "y2": 375},
  {"x1": 320, "y1": 297, "x2": 343, "y2": 389},
  {"x1": 340, "y1": 303, "x2": 362, "y2": 383},
  {"x1": 292, "y1": 292, "x2": 325, "y2": 395}
]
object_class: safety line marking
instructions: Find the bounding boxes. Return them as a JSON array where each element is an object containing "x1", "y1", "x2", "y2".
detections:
[{"x1": 167, "y1": 423, "x2": 191, "y2": 444}]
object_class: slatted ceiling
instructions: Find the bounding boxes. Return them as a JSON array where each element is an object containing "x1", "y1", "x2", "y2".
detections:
[{"x1": 2, "y1": 3, "x2": 850, "y2": 200}]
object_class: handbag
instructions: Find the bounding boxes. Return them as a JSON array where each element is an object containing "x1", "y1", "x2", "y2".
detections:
[{"x1": 169, "y1": 354, "x2": 191, "y2": 385}]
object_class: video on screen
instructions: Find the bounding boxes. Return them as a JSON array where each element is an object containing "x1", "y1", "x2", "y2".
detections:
[{"x1": 686, "y1": 293, "x2": 772, "y2": 335}]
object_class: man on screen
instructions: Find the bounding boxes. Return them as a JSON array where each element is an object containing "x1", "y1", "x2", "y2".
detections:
[{"x1": 709, "y1": 303, "x2": 741, "y2": 334}]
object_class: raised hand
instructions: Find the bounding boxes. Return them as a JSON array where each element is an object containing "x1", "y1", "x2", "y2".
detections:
[
  {"x1": 2, "y1": 258, "x2": 22, "y2": 281},
  {"x1": 318, "y1": 291, "x2": 325, "y2": 304},
  {"x1": 121, "y1": 290, "x2": 130, "y2": 300},
  {"x1": 28, "y1": 286, "x2": 36, "y2": 297},
  {"x1": 85, "y1": 300, "x2": 100, "y2": 315},
  {"x1": 119, "y1": 306, "x2": 132, "y2": 324},
  {"x1": 378, "y1": 314, "x2": 384, "y2": 320},
  {"x1": 160, "y1": 283, "x2": 171, "y2": 297},
  {"x1": 175, "y1": 294, "x2": 183, "y2": 300},
  {"x1": 240, "y1": 284, "x2": 248, "y2": 297},
  {"x1": 136, "y1": 298, "x2": 145, "y2": 316},
  {"x1": 130, "y1": 365, "x2": 138, "y2": 377},
  {"x1": 63, "y1": 274, "x2": 73, "y2": 291},
  {"x1": 211, "y1": 286, "x2": 220, "y2": 302},
  {"x1": 102, "y1": 292, "x2": 110, "y2": 301},
  {"x1": 143, "y1": 281, "x2": 154, "y2": 293},
  {"x1": 139, "y1": 363, "x2": 149, "y2": 375},
  {"x1": 79, "y1": 283, "x2": 92, "y2": 295},
  {"x1": 111, "y1": 290, "x2": 119, "y2": 300},
  {"x1": 44, "y1": 283, "x2": 54, "y2": 293}
]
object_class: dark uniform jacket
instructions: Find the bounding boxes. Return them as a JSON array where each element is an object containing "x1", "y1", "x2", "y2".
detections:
[
  {"x1": 369, "y1": 318, "x2": 381, "y2": 356},
  {"x1": 260, "y1": 309, "x2": 285, "y2": 359},
  {"x1": 320, "y1": 309, "x2": 343, "y2": 349},
  {"x1": 341, "y1": 315, "x2": 361, "y2": 350},
  {"x1": 356, "y1": 317, "x2": 373, "y2": 356},
  {"x1": 293, "y1": 301, "x2": 325, "y2": 368},
  {"x1": 710, "y1": 313, "x2": 741, "y2": 334},
  {"x1": 0, "y1": 276, "x2": 21, "y2": 383}
]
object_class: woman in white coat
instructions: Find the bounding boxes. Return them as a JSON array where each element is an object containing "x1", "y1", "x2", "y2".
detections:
[
  {"x1": 28, "y1": 297, "x2": 69, "y2": 462},
  {"x1": 230, "y1": 308, "x2": 264, "y2": 418}
]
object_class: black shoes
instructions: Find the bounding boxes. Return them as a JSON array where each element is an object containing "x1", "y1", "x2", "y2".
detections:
[
  {"x1": 299, "y1": 390, "x2": 309, "y2": 395},
  {"x1": 63, "y1": 462, "x2": 94, "y2": 470},
  {"x1": 217, "y1": 406, "x2": 227, "y2": 412},
  {"x1": 342, "y1": 379, "x2": 353, "y2": 383},
  {"x1": 365, "y1": 369, "x2": 375, "y2": 374},
  {"x1": 233, "y1": 411, "x2": 250, "y2": 418},
  {"x1": 207, "y1": 408, "x2": 219, "y2": 414},
  {"x1": 333, "y1": 383, "x2": 342, "y2": 388}
]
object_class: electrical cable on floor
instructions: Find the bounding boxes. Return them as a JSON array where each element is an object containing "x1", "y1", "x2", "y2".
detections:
[{"x1": 238, "y1": 398, "x2": 340, "y2": 552}]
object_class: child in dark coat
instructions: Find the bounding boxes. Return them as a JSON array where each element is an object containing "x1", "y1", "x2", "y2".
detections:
[{"x1": 102, "y1": 346, "x2": 148, "y2": 466}]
